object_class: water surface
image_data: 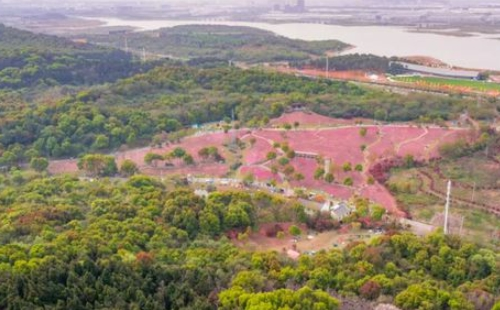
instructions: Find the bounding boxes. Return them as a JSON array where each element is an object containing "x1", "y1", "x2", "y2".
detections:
[{"x1": 90, "y1": 17, "x2": 500, "y2": 70}]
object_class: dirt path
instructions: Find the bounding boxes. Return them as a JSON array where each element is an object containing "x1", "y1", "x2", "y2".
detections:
[
  {"x1": 395, "y1": 127, "x2": 429, "y2": 154},
  {"x1": 424, "y1": 130, "x2": 456, "y2": 161},
  {"x1": 361, "y1": 126, "x2": 384, "y2": 183}
]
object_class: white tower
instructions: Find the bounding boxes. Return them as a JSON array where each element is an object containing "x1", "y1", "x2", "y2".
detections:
[{"x1": 444, "y1": 180, "x2": 451, "y2": 235}]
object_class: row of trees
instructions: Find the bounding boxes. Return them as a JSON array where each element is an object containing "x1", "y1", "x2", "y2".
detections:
[
  {"x1": 144, "y1": 147, "x2": 196, "y2": 167},
  {"x1": 291, "y1": 53, "x2": 403, "y2": 73},
  {"x1": 77, "y1": 154, "x2": 139, "y2": 177}
]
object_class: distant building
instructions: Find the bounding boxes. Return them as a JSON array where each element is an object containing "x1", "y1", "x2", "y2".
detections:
[
  {"x1": 295, "y1": 151, "x2": 318, "y2": 159},
  {"x1": 321, "y1": 201, "x2": 353, "y2": 220},
  {"x1": 297, "y1": 0, "x2": 305, "y2": 11},
  {"x1": 108, "y1": 29, "x2": 131, "y2": 36},
  {"x1": 394, "y1": 61, "x2": 480, "y2": 80},
  {"x1": 288, "y1": 102, "x2": 306, "y2": 112},
  {"x1": 282, "y1": 0, "x2": 306, "y2": 13}
]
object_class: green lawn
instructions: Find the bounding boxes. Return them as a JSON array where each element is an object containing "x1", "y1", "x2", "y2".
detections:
[{"x1": 393, "y1": 75, "x2": 500, "y2": 92}]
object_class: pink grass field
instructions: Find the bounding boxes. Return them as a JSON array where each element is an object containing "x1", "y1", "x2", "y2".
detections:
[{"x1": 48, "y1": 113, "x2": 463, "y2": 217}]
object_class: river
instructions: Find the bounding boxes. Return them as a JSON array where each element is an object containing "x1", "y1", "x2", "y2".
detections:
[{"x1": 87, "y1": 17, "x2": 500, "y2": 71}]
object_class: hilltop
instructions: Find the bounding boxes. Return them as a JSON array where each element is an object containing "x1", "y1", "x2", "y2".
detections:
[{"x1": 0, "y1": 24, "x2": 157, "y2": 89}]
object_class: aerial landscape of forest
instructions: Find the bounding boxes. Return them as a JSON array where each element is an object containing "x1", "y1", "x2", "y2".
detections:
[{"x1": 0, "y1": 0, "x2": 499, "y2": 309}]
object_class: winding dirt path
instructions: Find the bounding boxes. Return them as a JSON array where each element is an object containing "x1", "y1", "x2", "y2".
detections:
[{"x1": 395, "y1": 127, "x2": 429, "y2": 154}]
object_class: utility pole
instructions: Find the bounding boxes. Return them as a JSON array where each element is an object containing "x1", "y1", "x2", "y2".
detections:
[
  {"x1": 444, "y1": 180, "x2": 451, "y2": 235},
  {"x1": 325, "y1": 56, "x2": 329, "y2": 79},
  {"x1": 142, "y1": 47, "x2": 147, "y2": 62},
  {"x1": 124, "y1": 36, "x2": 129, "y2": 53}
]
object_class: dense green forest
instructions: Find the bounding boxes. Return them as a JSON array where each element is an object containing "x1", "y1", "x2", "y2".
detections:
[
  {"x1": 0, "y1": 65, "x2": 498, "y2": 165},
  {"x1": 83, "y1": 25, "x2": 349, "y2": 64},
  {"x1": 0, "y1": 173, "x2": 497, "y2": 309},
  {"x1": 291, "y1": 53, "x2": 405, "y2": 73},
  {"x1": 0, "y1": 24, "x2": 160, "y2": 89}
]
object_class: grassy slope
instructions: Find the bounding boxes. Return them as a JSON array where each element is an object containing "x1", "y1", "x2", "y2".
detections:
[{"x1": 388, "y1": 161, "x2": 500, "y2": 249}]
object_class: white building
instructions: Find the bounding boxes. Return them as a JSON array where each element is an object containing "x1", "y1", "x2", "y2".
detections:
[{"x1": 321, "y1": 201, "x2": 353, "y2": 220}]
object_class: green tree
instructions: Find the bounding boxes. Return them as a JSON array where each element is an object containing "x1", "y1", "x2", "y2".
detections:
[
  {"x1": 266, "y1": 151, "x2": 277, "y2": 161},
  {"x1": 371, "y1": 205, "x2": 386, "y2": 221},
  {"x1": 30, "y1": 157, "x2": 49, "y2": 172},
  {"x1": 92, "y1": 134, "x2": 110, "y2": 150},
  {"x1": 183, "y1": 154, "x2": 195, "y2": 165},
  {"x1": 171, "y1": 147, "x2": 187, "y2": 158},
  {"x1": 294, "y1": 173, "x2": 305, "y2": 181},
  {"x1": 120, "y1": 159, "x2": 139, "y2": 176},
  {"x1": 78, "y1": 154, "x2": 117, "y2": 177},
  {"x1": 198, "y1": 147, "x2": 210, "y2": 160},
  {"x1": 278, "y1": 157, "x2": 290, "y2": 166},
  {"x1": 404, "y1": 154, "x2": 415, "y2": 168},
  {"x1": 359, "y1": 128, "x2": 367, "y2": 137},
  {"x1": 219, "y1": 286, "x2": 339, "y2": 310},
  {"x1": 289, "y1": 225, "x2": 302, "y2": 236},
  {"x1": 325, "y1": 173, "x2": 334, "y2": 183},
  {"x1": 243, "y1": 173, "x2": 255, "y2": 187},
  {"x1": 199, "y1": 211, "x2": 221, "y2": 236},
  {"x1": 314, "y1": 167, "x2": 325, "y2": 180},
  {"x1": 342, "y1": 162, "x2": 352, "y2": 172},
  {"x1": 144, "y1": 152, "x2": 164, "y2": 167}
]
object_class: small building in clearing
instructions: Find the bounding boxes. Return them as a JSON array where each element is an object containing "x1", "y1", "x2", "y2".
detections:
[{"x1": 321, "y1": 201, "x2": 353, "y2": 220}]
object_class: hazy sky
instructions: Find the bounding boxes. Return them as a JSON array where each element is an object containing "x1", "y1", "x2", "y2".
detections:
[
  {"x1": 7, "y1": 0, "x2": 498, "y2": 3},
  {"x1": 3, "y1": 0, "x2": 500, "y2": 7}
]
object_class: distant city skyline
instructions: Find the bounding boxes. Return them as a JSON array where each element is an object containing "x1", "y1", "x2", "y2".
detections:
[{"x1": 4, "y1": 0, "x2": 500, "y2": 5}]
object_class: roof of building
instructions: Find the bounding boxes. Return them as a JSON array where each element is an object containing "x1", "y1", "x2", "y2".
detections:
[
  {"x1": 332, "y1": 202, "x2": 352, "y2": 219},
  {"x1": 394, "y1": 61, "x2": 480, "y2": 79},
  {"x1": 321, "y1": 201, "x2": 352, "y2": 219}
]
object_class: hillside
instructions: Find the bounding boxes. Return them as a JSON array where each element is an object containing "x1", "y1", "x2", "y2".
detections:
[
  {"x1": 0, "y1": 21, "x2": 499, "y2": 310},
  {"x1": 0, "y1": 24, "x2": 157, "y2": 89},
  {"x1": 0, "y1": 173, "x2": 497, "y2": 309},
  {"x1": 83, "y1": 25, "x2": 349, "y2": 64},
  {"x1": 0, "y1": 65, "x2": 494, "y2": 164}
]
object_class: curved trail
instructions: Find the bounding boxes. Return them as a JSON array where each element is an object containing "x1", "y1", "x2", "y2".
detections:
[
  {"x1": 424, "y1": 130, "x2": 457, "y2": 161},
  {"x1": 395, "y1": 127, "x2": 429, "y2": 154}
]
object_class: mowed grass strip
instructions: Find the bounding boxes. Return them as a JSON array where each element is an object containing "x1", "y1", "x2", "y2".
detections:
[{"x1": 394, "y1": 76, "x2": 500, "y2": 92}]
